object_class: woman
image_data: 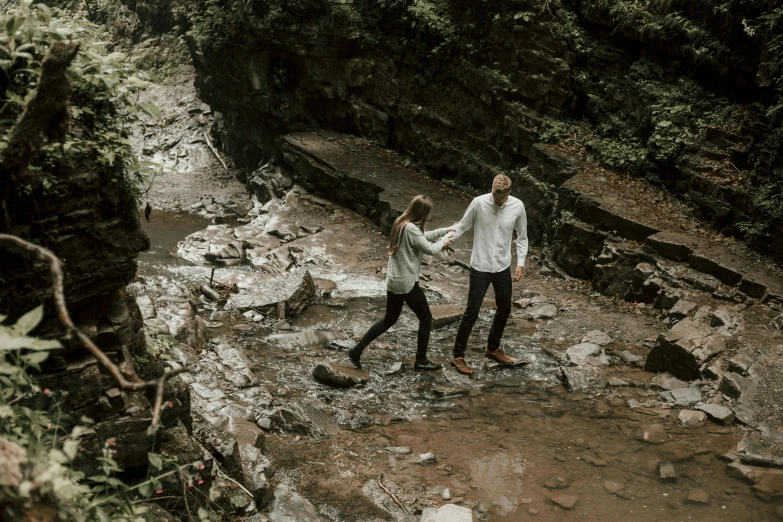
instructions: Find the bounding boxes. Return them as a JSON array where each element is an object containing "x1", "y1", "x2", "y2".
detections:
[{"x1": 348, "y1": 195, "x2": 456, "y2": 371}]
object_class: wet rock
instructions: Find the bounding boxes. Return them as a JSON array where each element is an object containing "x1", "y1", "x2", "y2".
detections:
[
  {"x1": 661, "y1": 387, "x2": 702, "y2": 406},
  {"x1": 686, "y1": 488, "x2": 709, "y2": 504},
  {"x1": 430, "y1": 304, "x2": 465, "y2": 327},
  {"x1": 421, "y1": 504, "x2": 473, "y2": 522},
  {"x1": 550, "y1": 494, "x2": 579, "y2": 510},
  {"x1": 270, "y1": 330, "x2": 338, "y2": 348},
  {"x1": 266, "y1": 484, "x2": 324, "y2": 522},
  {"x1": 222, "y1": 417, "x2": 265, "y2": 449},
  {"x1": 386, "y1": 362, "x2": 405, "y2": 375},
  {"x1": 658, "y1": 461, "x2": 677, "y2": 481},
  {"x1": 620, "y1": 350, "x2": 643, "y2": 366},
  {"x1": 678, "y1": 410, "x2": 707, "y2": 427},
  {"x1": 256, "y1": 417, "x2": 272, "y2": 431},
  {"x1": 526, "y1": 303, "x2": 558, "y2": 320},
  {"x1": 773, "y1": 313, "x2": 783, "y2": 333},
  {"x1": 582, "y1": 330, "x2": 612, "y2": 345},
  {"x1": 559, "y1": 366, "x2": 607, "y2": 392},
  {"x1": 696, "y1": 404, "x2": 735, "y2": 425},
  {"x1": 238, "y1": 444, "x2": 275, "y2": 507},
  {"x1": 326, "y1": 339, "x2": 355, "y2": 351},
  {"x1": 667, "y1": 299, "x2": 697, "y2": 322},
  {"x1": 719, "y1": 372, "x2": 758, "y2": 400},
  {"x1": 710, "y1": 306, "x2": 741, "y2": 335},
  {"x1": 728, "y1": 354, "x2": 755, "y2": 375},
  {"x1": 417, "y1": 452, "x2": 436, "y2": 464},
  {"x1": 270, "y1": 402, "x2": 331, "y2": 439},
  {"x1": 136, "y1": 295, "x2": 156, "y2": 319},
  {"x1": 645, "y1": 319, "x2": 727, "y2": 380},
  {"x1": 312, "y1": 362, "x2": 370, "y2": 388},
  {"x1": 636, "y1": 424, "x2": 668, "y2": 444},
  {"x1": 225, "y1": 268, "x2": 316, "y2": 318},
  {"x1": 566, "y1": 343, "x2": 609, "y2": 367},
  {"x1": 650, "y1": 372, "x2": 689, "y2": 390}
]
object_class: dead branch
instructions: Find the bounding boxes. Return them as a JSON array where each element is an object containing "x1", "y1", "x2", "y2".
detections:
[
  {"x1": 0, "y1": 233, "x2": 189, "y2": 431},
  {"x1": 203, "y1": 131, "x2": 228, "y2": 170},
  {"x1": 378, "y1": 473, "x2": 409, "y2": 515},
  {"x1": 1, "y1": 41, "x2": 80, "y2": 181}
]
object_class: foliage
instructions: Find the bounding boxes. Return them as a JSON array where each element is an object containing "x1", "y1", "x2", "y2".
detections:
[
  {"x1": 407, "y1": 0, "x2": 457, "y2": 48},
  {"x1": 0, "y1": 0, "x2": 160, "y2": 196}
]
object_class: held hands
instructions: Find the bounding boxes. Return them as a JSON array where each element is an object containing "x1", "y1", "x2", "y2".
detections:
[
  {"x1": 513, "y1": 266, "x2": 524, "y2": 282},
  {"x1": 446, "y1": 222, "x2": 461, "y2": 233}
]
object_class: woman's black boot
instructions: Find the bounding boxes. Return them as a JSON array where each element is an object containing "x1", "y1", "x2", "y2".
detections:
[
  {"x1": 414, "y1": 357, "x2": 442, "y2": 372},
  {"x1": 348, "y1": 342, "x2": 366, "y2": 369}
]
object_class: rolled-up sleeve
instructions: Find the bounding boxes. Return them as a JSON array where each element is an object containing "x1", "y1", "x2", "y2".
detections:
[
  {"x1": 408, "y1": 224, "x2": 447, "y2": 255},
  {"x1": 515, "y1": 205, "x2": 528, "y2": 268}
]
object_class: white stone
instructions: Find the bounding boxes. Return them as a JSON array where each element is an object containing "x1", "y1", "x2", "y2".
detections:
[{"x1": 421, "y1": 504, "x2": 473, "y2": 522}]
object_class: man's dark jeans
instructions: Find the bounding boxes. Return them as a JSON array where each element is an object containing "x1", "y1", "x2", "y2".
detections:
[{"x1": 453, "y1": 266, "x2": 512, "y2": 358}]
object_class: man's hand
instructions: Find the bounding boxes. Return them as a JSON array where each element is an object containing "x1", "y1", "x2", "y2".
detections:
[
  {"x1": 513, "y1": 266, "x2": 524, "y2": 282},
  {"x1": 446, "y1": 222, "x2": 461, "y2": 233}
]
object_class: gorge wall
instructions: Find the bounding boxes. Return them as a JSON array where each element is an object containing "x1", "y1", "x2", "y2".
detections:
[{"x1": 122, "y1": 0, "x2": 783, "y2": 264}]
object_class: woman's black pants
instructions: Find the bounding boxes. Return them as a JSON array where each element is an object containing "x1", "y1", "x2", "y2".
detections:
[{"x1": 358, "y1": 283, "x2": 433, "y2": 360}]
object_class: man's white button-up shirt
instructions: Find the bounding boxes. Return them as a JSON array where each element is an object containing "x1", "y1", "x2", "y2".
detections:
[{"x1": 451, "y1": 193, "x2": 528, "y2": 273}]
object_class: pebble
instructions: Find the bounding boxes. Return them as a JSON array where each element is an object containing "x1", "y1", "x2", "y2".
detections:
[
  {"x1": 417, "y1": 452, "x2": 436, "y2": 464},
  {"x1": 441, "y1": 488, "x2": 452, "y2": 500},
  {"x1": 550, "y1": 494, "x2": 579, "y2": 510},
  {"x1": 658, "y1": 461, "x2": 677, "y2": 481},
  {"x1": 385, "y1": 446, "x2": 412, "y2": 455},
  {"x1": 636, "y1": 424, "x2": 668, "y2": 444},
  {"x1": 604, "y1": 481, "x2": 624, "y2": 494},
  {"x1": 528, "y1": 508, "x2": 539, "y2": 515}
]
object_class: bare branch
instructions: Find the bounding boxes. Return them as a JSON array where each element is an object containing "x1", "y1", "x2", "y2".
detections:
[
  {"x1": 0, "y1": 233, "x2": 189, "y2": 431},
  {"x1": 1, "y1": 41, "x2": 80, "y2": 181}
]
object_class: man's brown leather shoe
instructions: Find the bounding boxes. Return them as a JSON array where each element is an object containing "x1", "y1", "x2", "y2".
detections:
[
  {"x1": 485, "y1": 347, "x2": 514, "y2": 365},
  {"x1": 450, "y1": 357, "x2": 474, "y2": 376}
]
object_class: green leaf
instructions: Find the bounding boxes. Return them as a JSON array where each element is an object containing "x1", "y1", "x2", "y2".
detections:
[
  {"x1": 147, "y1": 452, "x2": 163, "y2": 470},
  {"x1": 138, "y1": 482, "x2": 152, "y2": 497},
  {"x1": 15, "y1": 305, "x2": 43, "y2": 335},
  {"x1": 22, "y1": 351, "x2": 49, "y2": 367},
  {"x1": 138, "y1": 102, "x2": 161, "y2": 119},
  {"x1": 36, "y1": 3, "x2": 51, "y2": 24}
]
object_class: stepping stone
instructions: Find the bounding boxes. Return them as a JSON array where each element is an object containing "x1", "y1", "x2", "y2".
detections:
[
  {"x1": 485, "y1": 359, "x2": 530, "y2": 371},
  {"x1": 559, "y1": 366, "x2": 607, "y2": 392},
  {"x1": 582, "y1": 330, "x2": 612, "y2": 345},
  {"x1": 312, "y1": 362, "x2": 370, "y2": 388},
  {"x1": 430, "y1": 304, "x2": 465, "y2": 327}
]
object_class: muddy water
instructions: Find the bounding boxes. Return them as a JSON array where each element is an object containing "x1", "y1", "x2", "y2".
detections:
[{"x1": 138, "y1": 210, "x2": 776, "y2": 522}]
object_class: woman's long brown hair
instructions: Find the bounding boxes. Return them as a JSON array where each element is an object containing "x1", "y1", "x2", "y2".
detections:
[{"x1": 388, "y1": 195, "x2": 433, "y2": 256}]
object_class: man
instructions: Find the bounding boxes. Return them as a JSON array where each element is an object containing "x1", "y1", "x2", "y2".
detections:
[{"x1": 449, "y1": 173, "x2": 528, "y2": 376}]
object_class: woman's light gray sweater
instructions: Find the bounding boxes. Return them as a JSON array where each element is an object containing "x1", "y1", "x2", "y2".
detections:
[{"x1": 386, "y1": 223, "x2": 450, "y2": 294}]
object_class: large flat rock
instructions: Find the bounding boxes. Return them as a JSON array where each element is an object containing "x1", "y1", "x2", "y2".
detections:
[
  {"x1": 313, "y1": 362, "x2": 371, "y2": 388},
  {"x1": 280, "y1": 131, "x2": 475, "y2": 256},
  {"x1": 225, "y1": 268, "x2": 315, "y2": 318}
]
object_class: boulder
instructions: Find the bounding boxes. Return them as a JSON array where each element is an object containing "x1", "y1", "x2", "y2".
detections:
[
  {"x1": 667, "y1": 299, "x2": 697, "y2": 322},
  {"x1": 266, "y1": 484, "x2": 324, "y2": 522},
  {"x1": 719, "y1": 372, "x2": 757, "y2": 400},
  {"x1": 661, "y1": 388, "x2": 702, "y2": 406},
  {"x1": 559, "y1": 366, "x2": 607, "y2": 392},
  {"x1": 696, "y1": 404, "x2": 735, "y2": 425},
  {"x1": 421, "y1": 503, "x2": 473, "y2": 522},
  {"x1": 225, "y1": 268, "x2": 316, "y2": 318},
  {"x1": 313, "y1": 362, "x2": 371, "y2": 388},
  {"x1": 566, "y1": 343, "x2": 609, "y2": 367},
  {"x1": 678, "y1": 409, "x2": 707, "y2": 427},
  {"x1": 644, "y1": 319, "x2": 727, "y2": 380}
]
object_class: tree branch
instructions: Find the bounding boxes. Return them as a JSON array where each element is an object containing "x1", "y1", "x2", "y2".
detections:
[
  {"x1": 0, "y1": 233, "x2": 189, "y2": 431},
  {"x1": 1, "y1": 41, "x2": 80, "y2": 181}
]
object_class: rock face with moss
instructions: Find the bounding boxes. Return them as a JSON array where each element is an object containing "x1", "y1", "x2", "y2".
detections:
[{"x1": 145, "y1": 0, "x2": 783, "y2": 262}]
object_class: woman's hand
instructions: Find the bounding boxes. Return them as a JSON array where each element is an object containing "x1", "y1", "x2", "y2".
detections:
[{"x1": 446, "y1": 222, "x2": 461, "y2": 233}]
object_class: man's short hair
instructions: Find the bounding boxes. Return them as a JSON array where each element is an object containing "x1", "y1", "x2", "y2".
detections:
[{"x1": 492, "y1": 174, "x2": 513, "y2": 194}]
